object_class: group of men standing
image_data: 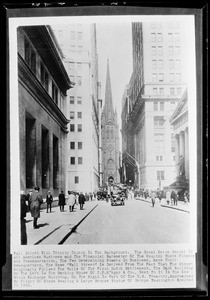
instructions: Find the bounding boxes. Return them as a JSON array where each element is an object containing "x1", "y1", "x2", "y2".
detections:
[{"x1": 20, "y1": 187, "x2": 87, "y2": 245}]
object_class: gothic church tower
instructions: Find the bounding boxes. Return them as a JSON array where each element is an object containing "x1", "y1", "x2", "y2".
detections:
[{"x1": 101, "y1": 59, "x2": 120, "y2": 185}]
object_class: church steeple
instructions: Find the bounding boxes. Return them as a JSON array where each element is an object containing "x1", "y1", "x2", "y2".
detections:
[{"x1": 104, "y1": 59, "x2": 114, "y2": 119}]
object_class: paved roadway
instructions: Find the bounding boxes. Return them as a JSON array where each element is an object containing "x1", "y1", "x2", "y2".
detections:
[
  {"x1": 63, "y1": 198, "x2": 190, "y2": 244},
  {"x1": 25, "y1": 198, "x2": 190, "y2": 245}
]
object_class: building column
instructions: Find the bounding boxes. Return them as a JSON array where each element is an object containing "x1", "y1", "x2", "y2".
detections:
[
  {"x1": 179, "y1": 130, "x2": 186, "y2": 176},
  {"x1": 184, "y1": 127, "x2": 189, "y2": 179},
  {"x1": 175, "y1": 134, "x2": 180, "y2": 176}
]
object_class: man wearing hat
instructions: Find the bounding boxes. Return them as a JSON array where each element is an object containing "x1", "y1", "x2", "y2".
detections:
[
  {"x1": 29, "y1": 186, "x2": 43, "y2": 229},
  {"x1": 46, "y1": 190, "x2": 53, "y2": 213}
]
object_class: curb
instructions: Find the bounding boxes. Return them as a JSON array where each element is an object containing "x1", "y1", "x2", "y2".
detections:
[
  {"x1": 160, "y1": 204, "x2": 190, "y2": 213},
  {"x1": 135, "y1": 197, "x2": 190, "y2": 213}
]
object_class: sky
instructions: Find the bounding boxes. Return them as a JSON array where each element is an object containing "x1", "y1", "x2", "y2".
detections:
[{"x1": 96, "y1": 22, "x2": 133, "y2": 128}]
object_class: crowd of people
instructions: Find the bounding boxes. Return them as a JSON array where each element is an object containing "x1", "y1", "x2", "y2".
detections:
[
  {"x1": 20, "y1": 187, "x2": 96, "y2": 244},
  {"x1": 134, "y1": 188, "x2": 190, "y2": 207},
  {"x1": 20, "y1": 185, "x2": 190, "y2": 244}
]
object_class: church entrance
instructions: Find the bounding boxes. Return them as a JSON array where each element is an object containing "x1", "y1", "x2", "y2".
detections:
[{"x1": 108, "y1": 176, "x2": 114, "y2": 184}]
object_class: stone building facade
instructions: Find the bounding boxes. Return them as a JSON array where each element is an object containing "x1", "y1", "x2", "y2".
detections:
[
  {"x1": 52, "y1": 24, "x2": 101, "y2": 193},
  {"x1": 101, "y1": 60, "x2": 120, "y2": 185},
  {"x1": 122, "y1": 21, "x2": 189, "y2": 189},
  {"x1": 170, "y1": 88, "x2": 189, "y2": 188},
  {"x1": 18, "y1": 26, "x2": 72, "y2": 198}
]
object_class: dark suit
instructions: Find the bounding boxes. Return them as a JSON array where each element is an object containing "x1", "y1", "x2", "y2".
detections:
[
  {"x1": 58, "y1": 193, "x2": 65, "y2": 211},
  {"x1": 46, "y1": 194, "x2": 53, "y2": 212},
  {"x1": 78, "y1": 193, "x2": 85, "y2": 210},
  {"x1": 29, "y1": 191, "x2": 43, "y2": 228}
]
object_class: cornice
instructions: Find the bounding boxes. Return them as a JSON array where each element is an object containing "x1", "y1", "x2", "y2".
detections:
[
  {"x1": 18, "y1": 54, "x2": 69, "y2": 133},
  {"x1": 23, "y1": 26, "x2": 72, "y2": 94}
]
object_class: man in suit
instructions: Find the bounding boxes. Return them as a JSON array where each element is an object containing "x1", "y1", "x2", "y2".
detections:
[
  {"x1": 29, "y1": 186, "x2": 43, "y2": 229},
  {"x1": 78, "y1": 192, "x2": 85, "y2": 210},
  {"x1": 46, "y1": 191, "x2": 53, "y2": 213},
  {"x1": 58, "y1": 191, "x2": 65, "y2": 212}
]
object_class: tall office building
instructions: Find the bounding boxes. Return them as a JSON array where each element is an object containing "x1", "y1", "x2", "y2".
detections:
[
  {"x1": 122, "y1": 21, "x2": 188, "y2": 189},
  {"x1": 18, "y1": 26, "x2": 72, "y2": 197},
  {"x1": 52, "y1": 23, "x2": 101, "y2": 193},
  {"x1": 101, "y1": 60, "x2": 120, "y2": 185}
]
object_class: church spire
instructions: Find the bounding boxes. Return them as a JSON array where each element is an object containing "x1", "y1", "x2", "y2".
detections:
[{"x1": 104, "y1": 59, "x2": 114, "y2": 118}]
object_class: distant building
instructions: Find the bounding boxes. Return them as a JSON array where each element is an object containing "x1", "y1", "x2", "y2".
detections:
[
  {"x1": 170, "y1": 88, "x2": 189, "y2": 188},
  {"x1": 122, "y1": 22, "x2": 188, "y2": 189},
  {"x1": 18, "y1": 26, "x2": 72, "y2": 198},
  {"x1": 101, "y1": 60, "x2": 120, "y2": 185},
  {"x1": 52, "y1": 24, "x2": 101, "y2": 193}
]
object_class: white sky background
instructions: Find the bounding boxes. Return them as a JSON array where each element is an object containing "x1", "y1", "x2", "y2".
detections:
[{"x1": 96, "y1": 22, "x2": 133, "y2": 130}]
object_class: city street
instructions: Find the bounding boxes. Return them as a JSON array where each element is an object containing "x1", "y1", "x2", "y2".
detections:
[{"x1": 25, "y1": 198, "x2": 190, "y2": 245}]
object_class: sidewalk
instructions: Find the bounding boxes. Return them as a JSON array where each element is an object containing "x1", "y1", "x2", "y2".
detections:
[
  {"x1": 25, "y1": 200, "x2": 98, "y2": 245},
  {"x1": 135, "y1": 197, "x2": 190, "y2": 213}
]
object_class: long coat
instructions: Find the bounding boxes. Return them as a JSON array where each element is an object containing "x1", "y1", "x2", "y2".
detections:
[
  {"x1": 29, "y1": 191, "x2": 43, "y2": 218},
  {"x1": 79, "y1": 193, "x2": 85, "y2": 204},
  {"x1": 58, "y1": 193, "x2": 65, "y2": 206},
  {"x1": 67, "y1": 194, "x2": 75, "y2": 206}
]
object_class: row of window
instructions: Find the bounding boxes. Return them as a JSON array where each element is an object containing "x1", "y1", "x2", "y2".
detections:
[
  {"x1": 156, "y1": 154, "x2": 175, "y2": 162},
  {"x1": 24, "y1": 37, "x2": 59, "y2": 104},
  {"x1": 70, "y1": 111, "x2": 82, "y2": 119},
  {"x1": 70, "y1": 96, "x2": 82, "y2": 105},
  {"x1": 151, "y1": 32, "x2": 180, "y2": 43},
  {"x1": 151, "y1": 46, "x2": 180, "y2": 56},
  {"x1": 154, "y1": 101, "x2": 176, "y2": 111},
  {"x1": 70, "y1": 124, "x2": 82, "y2": 132},
  {"x1": 69, "y1": 62, "x2": 82, "y2": 70},
  {"x1": 152, "y1": 59, "x2": 181, "y2": 70},
  {"x1": 70, "y1": 31, "x2": 83, "y2": 40},
  {"x1": 70, "y1": 142, "x2": 82, "y2": 149},
  {"x1": 70, "y1": 157, "x2": 83, "y2": 165},
  {"x1": 154, "y1": 133, "x2": 175, "y2": 154},
  {"x1": 152, "y1": 87, "x2": 182, "y2": 96},
  {"x1": 152, "y1": 73, "x2": 181, "y2": 82}
]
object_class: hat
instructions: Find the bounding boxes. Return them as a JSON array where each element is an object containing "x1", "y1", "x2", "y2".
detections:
[
  {"x1": 34, "y1": 186, "x2": 40, "y2": 191},
  {"x1": 48, "y1": 191, "x2": 51, "y2": 193}
]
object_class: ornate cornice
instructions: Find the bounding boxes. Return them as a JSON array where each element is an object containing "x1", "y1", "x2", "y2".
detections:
[
  {"x1": 18, "y1": 54, "x2": 69, "y2": 133},
  {"x1": 23, "y1": 26, "x2": 72, "y2": 94}
]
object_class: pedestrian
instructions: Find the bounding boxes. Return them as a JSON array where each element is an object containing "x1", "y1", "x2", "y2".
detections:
[
  {"x1": 28, "y1": 186, "x2": 43, "y2": 229},
  {"x1": 58, "y1": 190, "x2": 65, "y2": 212},
  {"x1": 78, "y1": 192, "x2": 85, "y2": 210},
  {"x1": 150, "y1": 190, "x2": 156, "y2": 207},
  {"x1": 46, "y1": 191, "x2": 53, "y2": 213},
  {"x1": 89, "y1": 192, "x2": 93, "y2": 201},
  {"x1": 85, "y1": 192, "x2": 89, "y2": 202},
  {"x1": 67, "y1": 191, "x2": 75, "y2": 212},
  {"x1": 166, "y1": 189, "x2": 171, "y2": 205},
  {"x1": 173, "y1": 190, "x2": 178, "y2": 206},
  {"x1": 157, "y1": 189, "x2": 162, "y2": 203},
  {"x1": 20, "y1": 190, "x2": 28, "y2": 245}
]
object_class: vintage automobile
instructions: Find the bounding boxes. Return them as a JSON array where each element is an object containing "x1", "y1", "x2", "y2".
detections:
[{"x1": 111, "y1": 190, "x2": 125, "y2": 206}]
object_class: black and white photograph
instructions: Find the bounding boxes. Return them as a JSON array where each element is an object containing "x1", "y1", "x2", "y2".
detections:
[{"x1": 4, "y1": 6, "x2": 206, "y2": 293}]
